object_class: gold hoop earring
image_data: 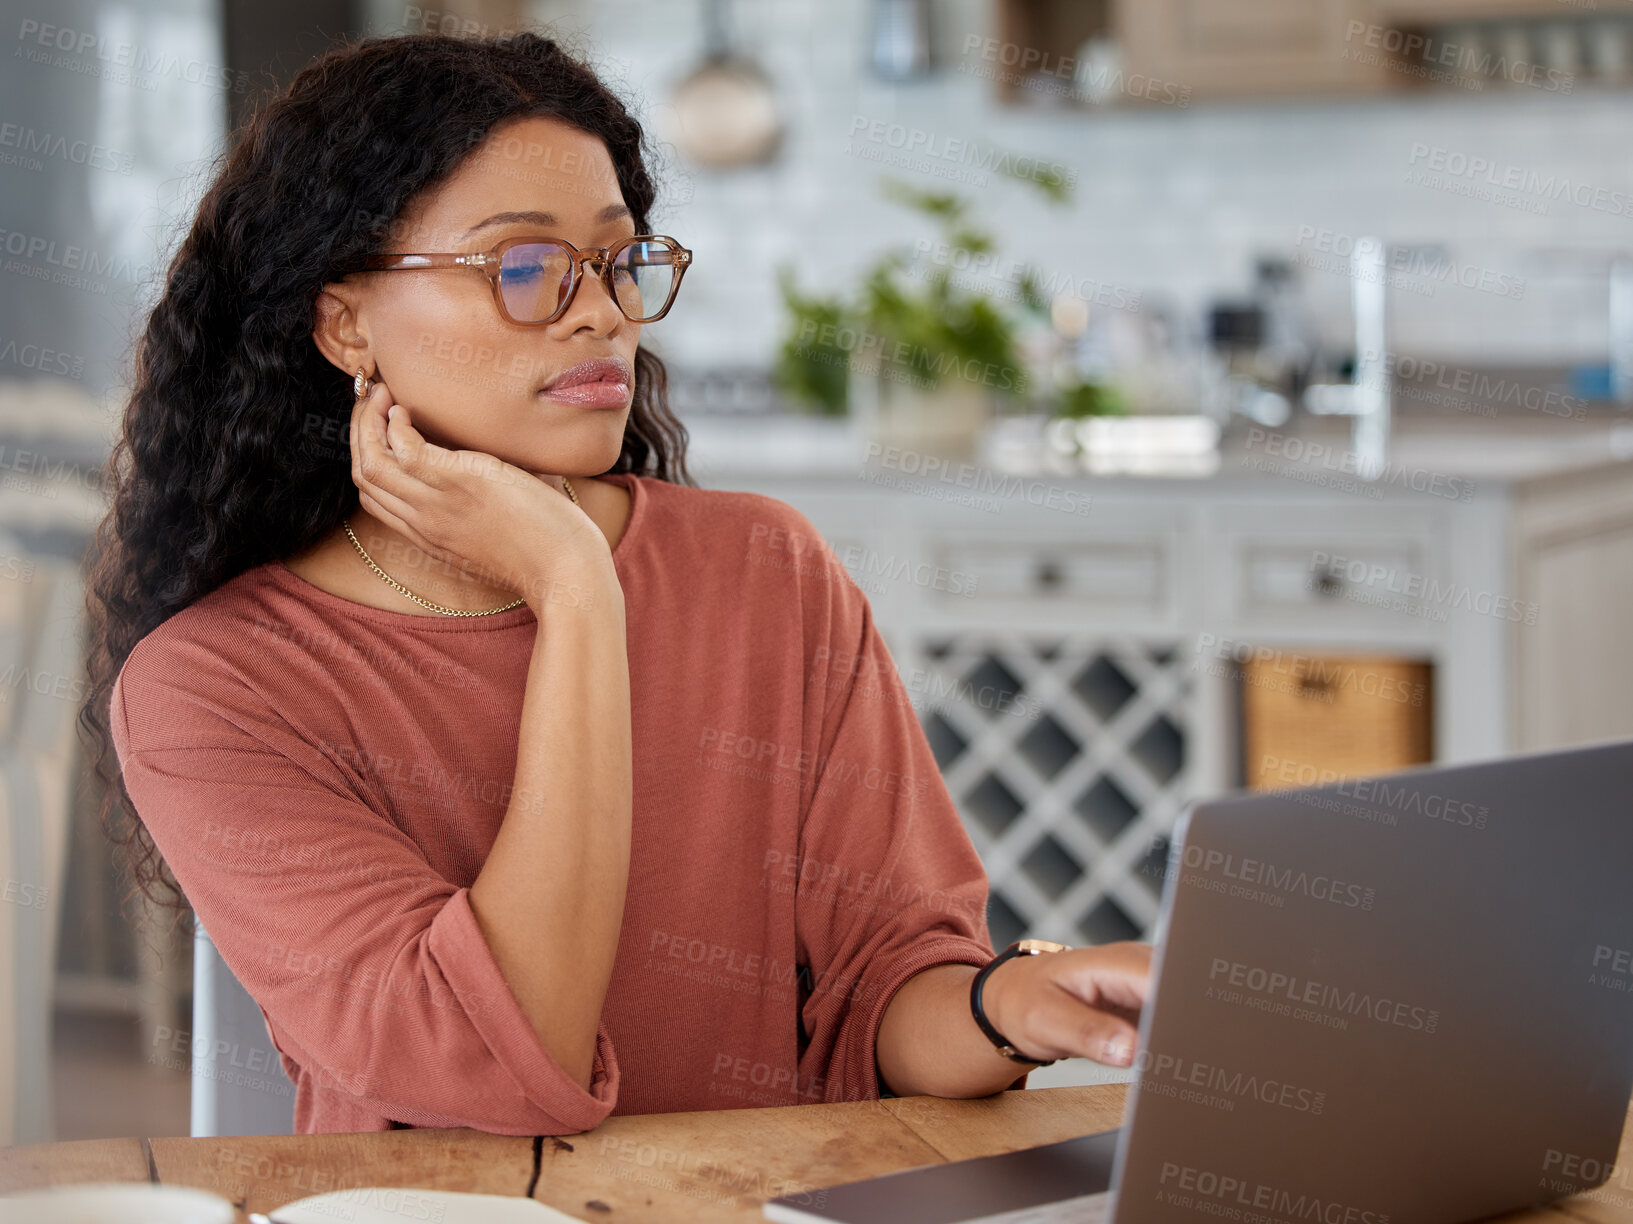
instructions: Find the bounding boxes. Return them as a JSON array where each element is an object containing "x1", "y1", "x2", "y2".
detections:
[{"x1": 353, "y1": 368, "x2": 375, "y2": 399}]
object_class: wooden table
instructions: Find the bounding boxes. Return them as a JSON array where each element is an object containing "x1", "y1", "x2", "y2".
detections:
[{"x1": 2, "y1": 1086, "x2": 1629, "y2": 1223}]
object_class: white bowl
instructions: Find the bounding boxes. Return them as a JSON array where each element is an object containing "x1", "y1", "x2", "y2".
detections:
[{"x1": 0, "y1": 1182, "x2": 235, "y2": 1223}]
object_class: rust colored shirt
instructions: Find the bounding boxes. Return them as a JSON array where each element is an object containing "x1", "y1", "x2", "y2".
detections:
[{"x1": 109, "y1": 473, "x2": 1003, "y2": 1135}]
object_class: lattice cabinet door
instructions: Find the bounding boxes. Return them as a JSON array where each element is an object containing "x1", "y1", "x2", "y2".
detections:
[{"x1": 904, "y1": 634, "x2": 1195, "y2": 948}]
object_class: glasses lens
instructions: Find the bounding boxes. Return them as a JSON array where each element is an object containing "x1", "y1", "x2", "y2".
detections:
[
  {"x1": 498, "y1": 242, "x2": 574, "y2": 322},
  {"x1": 610, "y1": 241, "x2": 679, "y2": 322}
]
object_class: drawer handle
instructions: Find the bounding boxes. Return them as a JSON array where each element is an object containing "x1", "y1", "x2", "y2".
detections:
[
  {"x1": 1035, "y1": 560, "x2": 1064, "y2": 590},
  {"x1": 1311, "y1": 565, "x2": 1345, "y2": 599}
]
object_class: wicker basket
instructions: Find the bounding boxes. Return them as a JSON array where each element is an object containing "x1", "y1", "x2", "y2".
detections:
[{"x1": 1241, "y1": 653, "x2": 1433, "y2": 791}]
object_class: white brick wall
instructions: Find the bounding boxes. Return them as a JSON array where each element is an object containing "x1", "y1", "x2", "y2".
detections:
[{"x1": 533, "y1": 0, "x2": 1633, "y2": 372}]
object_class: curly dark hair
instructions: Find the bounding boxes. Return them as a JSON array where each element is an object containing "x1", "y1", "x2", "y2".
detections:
[{"x1": 79, "y1": 30, "x2": 694, "y2": 919}]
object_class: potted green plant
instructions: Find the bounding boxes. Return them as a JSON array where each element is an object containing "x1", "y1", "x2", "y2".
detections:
[{"x1": 774, "y1": 168, "x2": 1119, "y2": 461}]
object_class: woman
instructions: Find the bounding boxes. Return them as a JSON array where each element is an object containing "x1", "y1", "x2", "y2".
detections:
[{"x1": 81, "y1": 30, "x2": 1151, "y2": 1136}]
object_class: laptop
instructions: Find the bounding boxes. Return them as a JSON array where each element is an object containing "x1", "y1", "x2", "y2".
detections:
[{"x1": 765, "y1": 738, "x2": 1633, "y2": 1224}]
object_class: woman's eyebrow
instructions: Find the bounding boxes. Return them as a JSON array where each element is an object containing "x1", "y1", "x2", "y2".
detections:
[{"x1": 458, "y1": 203, "x2": 632, "y2": 240}]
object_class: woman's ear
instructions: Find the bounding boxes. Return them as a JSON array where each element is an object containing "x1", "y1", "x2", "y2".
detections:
[{"x1": 312, "y1": 286, "x2": 371, "y2": 376}]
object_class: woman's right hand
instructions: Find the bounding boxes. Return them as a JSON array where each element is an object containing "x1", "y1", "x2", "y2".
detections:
[
  {"x1": 983, "y1": 941, "x2": 1153, "y2": 1067},
  {"x1": 348, "y1": 378, "x2": 614, "y2": 612}
]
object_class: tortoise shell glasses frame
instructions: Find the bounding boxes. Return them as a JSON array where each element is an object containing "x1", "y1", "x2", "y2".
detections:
[{"x1": 358, "y1": 233, "x2": 693, "y2": 326}]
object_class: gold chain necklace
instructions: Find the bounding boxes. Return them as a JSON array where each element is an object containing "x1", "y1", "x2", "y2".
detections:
[{"x1": 344, "y1": 477, "x2": 579, "y2": 617}]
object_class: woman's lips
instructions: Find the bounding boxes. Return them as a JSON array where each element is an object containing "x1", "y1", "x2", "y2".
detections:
[
  {"x1": 540, "y1": 379, "x2": 630, "y2": 408},
  {"x1": 539, "y1": 356, "x2": 632, "y2": 408}
]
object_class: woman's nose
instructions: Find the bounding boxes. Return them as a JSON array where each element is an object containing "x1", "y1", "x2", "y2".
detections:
[{"x1": 563, "y1": 253, "x2": 625, "y2": 326}]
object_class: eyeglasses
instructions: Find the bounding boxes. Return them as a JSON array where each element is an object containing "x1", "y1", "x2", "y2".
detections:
[{"x1": 360, "y1": 234, "x2": 693, "y2": 325}]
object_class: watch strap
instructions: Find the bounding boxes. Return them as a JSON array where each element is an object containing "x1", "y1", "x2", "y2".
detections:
[{"x1": 969, "y1": 940, "x2": 1068, "y2": 1066}]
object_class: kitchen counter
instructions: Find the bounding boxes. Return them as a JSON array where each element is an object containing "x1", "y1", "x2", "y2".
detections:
[{"x1": 677, "y1": 411, "x2": 1633, "y2": 486}]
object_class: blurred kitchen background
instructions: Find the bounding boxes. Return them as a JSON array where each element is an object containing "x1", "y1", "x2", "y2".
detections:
[{"x1": 3, "y1": 0, "x2": 1632, "y2": 1143}]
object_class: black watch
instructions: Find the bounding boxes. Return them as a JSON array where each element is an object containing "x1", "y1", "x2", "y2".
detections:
[{"x1": 969, "y1": 939, "x2": 1071, "y2": 1066}]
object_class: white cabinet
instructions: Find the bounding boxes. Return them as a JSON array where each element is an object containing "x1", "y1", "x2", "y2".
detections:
[
  {"x1": 1513, "y1": 461, "x2": 1633, "y2": 751},
  {"x1": 724, "y1": 461, "x2": 1621, "y2": 947}
]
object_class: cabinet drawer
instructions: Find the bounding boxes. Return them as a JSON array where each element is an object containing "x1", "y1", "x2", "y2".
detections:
[
  {"x1": 1235, "y1": 536, "x2": 1433, "y2": 623},
  {"x1": 930, "y1": 536, "x2": 1171, "y2": 612}
]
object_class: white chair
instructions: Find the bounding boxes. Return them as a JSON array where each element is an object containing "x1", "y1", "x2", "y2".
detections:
[
  {"x1": 189, "y1": 923, "x2": 297, "y2": 1136},
  {"x1": 0, "y1": 539, "x2": 86, "y2": 1145}
]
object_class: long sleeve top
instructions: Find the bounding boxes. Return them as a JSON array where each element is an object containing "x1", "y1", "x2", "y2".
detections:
[{"x1": 108, "y1": 472, "x2": 1007, "y2": 1135}]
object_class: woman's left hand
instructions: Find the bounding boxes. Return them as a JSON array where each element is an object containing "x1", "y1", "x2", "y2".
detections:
[{"x1": 981, "y1": 941, "x2": 1154, "y2": 1067}]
